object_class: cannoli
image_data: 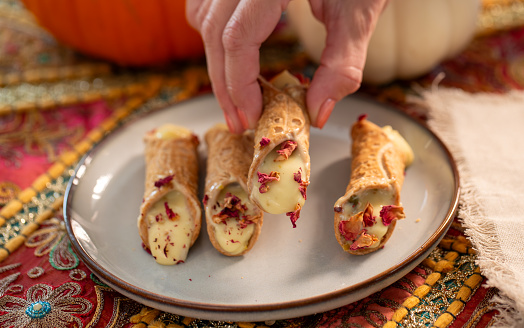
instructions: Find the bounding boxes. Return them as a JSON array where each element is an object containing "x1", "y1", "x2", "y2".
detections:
[
  {"x1": 247, "y1": 71, "x2": 311, "y2": 228},
  {"x1": 333, "y1": 115, "x2": 414, "y2": 255},
  {"x1": 138, "y1": 123, "x2": 201, "y2": 265},
  {"x1": 203, "y1": 124, "x2": 264, "y2": 256}
]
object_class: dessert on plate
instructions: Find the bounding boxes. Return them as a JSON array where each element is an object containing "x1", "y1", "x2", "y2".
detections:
[
  {"x1": 247, "y1": 70, "x2": 311, "y2": 228},
  {"x1": 333, "y1": 115, "x2": 414, "y2": 255},
  {"x1": 137, "y1": 123, "x2": 201, "y2": 265},
  {"x1": 203, "y1": 123, "x2": 264, "y2": 256}
]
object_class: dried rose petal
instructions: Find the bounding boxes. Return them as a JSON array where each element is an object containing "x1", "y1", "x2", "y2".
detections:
[
  {"x1": 203, "y1": 194, "x2": 209, "y2": 206},
  {"x1": 349, "y1": 230, "x2": 379, "y2": 250},
  {"x1": 213, "y1": 192, "x2": 249, "y2": 222},
  {"x1": 164, "y1": 202, "x2": 178, "y2": 220},
  {"x1": 292, "y1": 168, "x2": 309, "y2": 199},
  {"x1": 260, "y1": 137, "x2": 270, "y2": 147},
  {"x1": 257, "y1": 171, "x2": 280, "y2": 193},
  {"x1": 286, "y1": 204, "x2": 301, "y2": 228},
  {"x1": 362, "y1": 203, "x2": 376, "y2": 227},
  {"x1": 141, "y1": 242, "x2": 152, "y2": 255},
  {"x1": 239, "y1": 217, "x2": 255, "y2": 229},
  {"x1": 155, "y1": 214, "x2": 163, "y2": 222},
  {"x1": 293, "y1": 170, "x2": 301, "y2": 183},
  {"x1": 154, "y1": 175, "x2": 174, "y2": 188},
  {"x1": 275, "y1": 140, "x2": 297, "y2": 161},
  {"x1": 338, "y1": 220, "x2": 360, "y2": 241},
  {"x1": 358, "y1": 114, "x2": 368, "y2": 122},
  {"x1": 191, "y1": 134, "x2": 200, "y2": 146},
  {"x1": 380, "y1": 205, "x2": 405, "y2": 226},
  {"x1": 338, "y1": 210, "x2": 366, "y2": 241},
  {"x1": 257, "y1": 171, "x2": 280, "y2": 184},
  {"x1": 295, "y1": 73, "x2": 310, "y2": 84},
  {"x1": 259, "y1": 184, "x2": 268, "y2": 194}
]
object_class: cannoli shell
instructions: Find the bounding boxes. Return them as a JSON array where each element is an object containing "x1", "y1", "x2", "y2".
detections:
[
  {"x1": 138, "y1": 130, "x2": 201, "y2": 250},
  {"x1": 247, "y1": 76, "x2": 311, "y2": 211},
  {"x1": 334, "y1": 118, "x2": 408, "y2": 255},
  {"x1": 204, "y1": 124, "x2": 263, "y2": 256}
]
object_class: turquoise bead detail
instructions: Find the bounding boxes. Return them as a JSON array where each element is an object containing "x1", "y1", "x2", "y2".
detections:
[{"x1": 25, "y1": 301, "x2": 51, "y2": 319}]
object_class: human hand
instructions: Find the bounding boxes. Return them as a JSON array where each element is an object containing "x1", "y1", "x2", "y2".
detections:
[{"x1": 186, "y1": 0, "x2": 388, "y2": 133}]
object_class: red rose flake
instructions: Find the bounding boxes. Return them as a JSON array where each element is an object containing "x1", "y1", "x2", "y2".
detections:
[
  {"x1": 216, "y1": 207, "x2": 239, "y2": 220},
  {"x1": 155, "y1": 214, "x2": 163, "y2": 222},
  {"x1": 257, "y1": 171, "x2": 280, "y2": 193},
  {"x1": 214, "y1": 193, "x2": 249, "y2": 222},
  {"x1": 349, "y1": 230, "x2": 378, "y2": 250},
  {"x1": 275, "y1": 140, "x2": 297, "y2": 161},
  {"x1": 338, "y1": 220, "x2": 360, "y2": 241},
  {"x1": 203, "y1": 194, "x2": 209, "y2": 206},
  {"x1": 141, "y1": 242, "x2": 152, "y2": 255},
  {"x1": 293, "y1": 168, "x2": 302, "y2": 183},
  {"x1": 294, "y1": 73, "x2": 310, "y2": 84},
  {"x1": 191, "y1": 134, "x2": 200, "y2": 146},
  {"x1": 259, "y1": 137, "x2": 270, "y2": 147},
  {"x1": 299, "y1": 184, "x2": 308, "y2": 200},
  {"x1": 286, "y1": 204, "x2": 301, "y2": 228},
  {"x1": 357, "y1": 114, "x2": 368, "y2": 122},
  {"x1": 362, "y1": 203, "x2": 376, "y2": 227},
  {"x1": 293, "y1": 169, "x2": 309, "y2": 199},
  {"x1": 259, "y1": 184, "x2": 268, "y2": 194},
  {"x1": 164, "y1": 202, "x2": 178, "y2": 220},
  {"x1": 380, "y1": 205, "x2": 405, "y2": 226},
  {"x1": 154, "y1": 175, "x2": 174, "y2": 188},
  {"x1": 223, "y1": 193, "x2": 243, "y2": 209},
  {"x1": 239, "y1": 217, "x2": 254, "y2": 229}
]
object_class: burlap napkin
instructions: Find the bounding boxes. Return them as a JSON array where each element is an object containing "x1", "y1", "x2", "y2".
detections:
[{"x1": 414, "y1": 86, "x2": 524, "y2": 327}]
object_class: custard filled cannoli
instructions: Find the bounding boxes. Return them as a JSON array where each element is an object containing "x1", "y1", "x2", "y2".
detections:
[
  {"x1": 247, "y1": 71, "x2": 310, "y2": 228},
  {"x1": 203, "y1": 124, "x2": 263, "y2": 256},
  {"x1": 334, "y1": 115, "x2": 414, "y2": 255},
  {"x1": 138, "y1": 124, "x2": 201, "y2": 265}
]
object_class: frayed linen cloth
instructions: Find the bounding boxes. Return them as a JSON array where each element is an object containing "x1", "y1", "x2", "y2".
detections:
[{"x1": 413, "y1": 87, "x2": 524, "y2": 327}]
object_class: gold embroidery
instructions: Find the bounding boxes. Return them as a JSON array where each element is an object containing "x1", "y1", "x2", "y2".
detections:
[{"x1": 0, "y1": 182, "x2": 20, "y2": 205}]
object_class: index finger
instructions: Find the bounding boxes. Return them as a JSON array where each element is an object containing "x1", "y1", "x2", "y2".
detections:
[{"x1": 222, "y1": 0, "x2": 291, "y2": 129}]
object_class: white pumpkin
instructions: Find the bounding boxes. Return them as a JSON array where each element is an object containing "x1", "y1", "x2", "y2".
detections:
[{"x1": 286, "y1": 0, "x2": 481, "y2": 84}]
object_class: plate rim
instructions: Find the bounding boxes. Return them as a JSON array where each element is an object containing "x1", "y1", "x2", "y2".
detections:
[{"x1": 64, "y1": 92, "x2": 460, "y2": 317}]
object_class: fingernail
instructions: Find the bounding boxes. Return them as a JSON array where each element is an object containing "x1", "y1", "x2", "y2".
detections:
[
  {"x1": 224, "y1": 114, "x2": 242, "y2": 134},
  {"x1": 316, "y1": 98, "x2": 335, "y2": 129},
  {"x1": 237, "y1": 108, "x2": 249, "y2": 130}
]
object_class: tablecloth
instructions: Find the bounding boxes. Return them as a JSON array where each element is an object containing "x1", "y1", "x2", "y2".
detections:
[{"x1": 1, "y1": 0, "x2": 523, "y2": 327}]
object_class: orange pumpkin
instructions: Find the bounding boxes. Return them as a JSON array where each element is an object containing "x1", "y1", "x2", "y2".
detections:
[{"x1": 21, "y1": 0, "x2": 205, "y2": 66}]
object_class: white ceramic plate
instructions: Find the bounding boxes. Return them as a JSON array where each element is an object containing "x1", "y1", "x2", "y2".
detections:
[{"x1": 64, "y1": 94, "x2": 459, "y2": 322}]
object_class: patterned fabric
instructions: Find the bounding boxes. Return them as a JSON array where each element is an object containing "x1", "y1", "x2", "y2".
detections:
[{"x1": 1, "y1": 0, "x2": 523, "y2": 327}]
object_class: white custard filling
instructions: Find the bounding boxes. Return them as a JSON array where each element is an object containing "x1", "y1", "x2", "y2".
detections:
[
  {"x1": 154, "y1": 123, "x2": 192, "y2": 140},
  {"x1": 382, "y1": 125, "x2": 414, "y2": 167},
  {"x1": 146, "y1": 190, "x2": 194, "y2": 265},
  {"x1": 211, "y1": 184, "x2": 256, "y2": 255},
  {"x1": 343, "y1": 189, "x2": 395, "y2": 248},
  {"x1": 253, "y1": 144, "x2": 306, "y2": 214}
]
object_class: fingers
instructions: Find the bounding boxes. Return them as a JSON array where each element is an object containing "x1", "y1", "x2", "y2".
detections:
[
  {"x1": 223, "y1": 0, "x2": 291, "y2": 130},
  {"x1": 186, "y1": 0, "x2": 289, "y2": 133},
  {"x1": 186, "y1": 0, "x2": 244, "y2": 133},
  {"x1": 307, "y1": 0, "x2": 388, "y2": 128}
]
